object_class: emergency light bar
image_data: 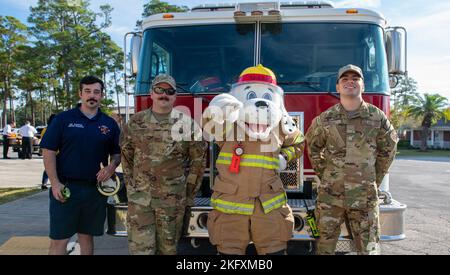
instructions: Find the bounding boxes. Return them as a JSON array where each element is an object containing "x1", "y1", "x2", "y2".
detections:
[
  {"x1": 237, "y1": 2, "x2": 279, "y2": 13},
  {"x1": 234, "y1": 2, "x2": 281, "y2": 22},
  {"x1": 192, "y1": 1, "x2": 334, "y2": 12},
  {"x1": 191, "y1": 3, "x2": 236, "y2": 12},
  {"x1": 280, "y1": 1, "x2": 334, "y2": 9},
  {"x1": 231, "y1": 1, "x2": 335, "y2": 22}
]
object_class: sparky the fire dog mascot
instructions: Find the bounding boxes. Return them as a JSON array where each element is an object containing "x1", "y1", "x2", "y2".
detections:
[{"x1": 203, "y1": 65, "x2": 305, "y2": 255}]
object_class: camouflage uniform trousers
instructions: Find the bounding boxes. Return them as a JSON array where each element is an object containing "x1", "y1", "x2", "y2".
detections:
[
  {"x1": 315, "y1": 200, "x2": 381, "y2": 255},
  {"x1": 127, "y1": 201, "x2": 186, "y2": 255}
]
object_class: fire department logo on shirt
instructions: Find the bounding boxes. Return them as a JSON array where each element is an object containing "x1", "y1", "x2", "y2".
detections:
[{"x1": 99, "y1": 125, "x2": 110, "y2": 135}]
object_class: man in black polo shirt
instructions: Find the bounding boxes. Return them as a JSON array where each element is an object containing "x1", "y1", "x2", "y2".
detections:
[{"x1": 40, "y1": 75, "x2": 121, "y2": 255}]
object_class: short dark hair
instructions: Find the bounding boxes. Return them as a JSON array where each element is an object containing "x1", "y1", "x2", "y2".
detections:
[{"x1": 79, "y1": 75, "x2": 104, "y2": 92}]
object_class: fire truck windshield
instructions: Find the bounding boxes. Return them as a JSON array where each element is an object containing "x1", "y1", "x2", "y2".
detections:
[
  {"x1": 135, "y1": 24, "x2": 255, "y2": 95},
  {"x1": 261, "y1": 23, "x2": 389, "y2": 95},
  {"x1": 135, "y1": 22, "x2": 389, "y2": 96}
]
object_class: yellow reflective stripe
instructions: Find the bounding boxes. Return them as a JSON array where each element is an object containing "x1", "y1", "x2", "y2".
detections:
[
  {"x1": 217, "y1": 152, "x2": 279, "y2": 170},
  {"x1": 216, "y1": 159, "x2": 231, "y2": 165},
  {"x1": 218, "y1": 152, "x2": 279, "y2": 163},
  {"x1": 211, "y1": 198, "x2": 254, "y2": 215},
  {"x1": 281, "y1": 147, "x2": 295, "y2": 162},
  {"x1": 216, "y1": 160, "x2": 278, "y2": 169},
  {"x1": 262, "y1": 193, "x2": 287, "y2": 214},
  {"x1": 240, "y1": 162, "x2": 278, "y2": 169},
  {"x1": 286, "y1": 151, "x2": 294, "y2": 162},
  {"x1": 211, "y1": 198, "x2": 253, "y2": 209},
  {"x1": 242, "y1": 154, "x2": 279, "y2": 163},
  {"x1": 293, "y1": 133, "x2": 304, "y2": 144},
  {"x1": 216, "y1": 159, "x2": 278, "y2": 169}
]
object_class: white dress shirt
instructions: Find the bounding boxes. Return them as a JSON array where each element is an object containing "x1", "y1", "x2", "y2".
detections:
[
  {"x1": 19, "y1": 124, "x2": 37, "y2": 138},
  {"x1": 2, "y1": 125, "x2": 12, "y2": 136}
]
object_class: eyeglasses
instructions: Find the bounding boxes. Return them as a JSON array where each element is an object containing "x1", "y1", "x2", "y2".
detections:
[{"x1": 153, "y1": 86, "x2": 176, "y2": 95}]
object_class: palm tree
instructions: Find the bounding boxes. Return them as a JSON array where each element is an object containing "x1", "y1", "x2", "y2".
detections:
[{"x1": 407, "y1": 93, "x2": 450, "y2": 151}]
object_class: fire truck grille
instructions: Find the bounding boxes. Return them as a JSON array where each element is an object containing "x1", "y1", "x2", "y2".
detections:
[
  {"x1": 335, "y1": 239, "x2": 357, "y2": 254},
  {"x1": 280, "y1": 160, "x2": 300, "y2": 190}
]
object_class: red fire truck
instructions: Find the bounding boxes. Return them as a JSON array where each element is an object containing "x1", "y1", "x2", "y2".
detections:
[{"x1": 109, "y1": 1, "x2": 407, "y2": 253}]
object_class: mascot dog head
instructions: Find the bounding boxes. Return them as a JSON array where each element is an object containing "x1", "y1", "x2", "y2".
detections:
[{"x1": 229, "y1": 64, "x2": 292, "y2": 140}]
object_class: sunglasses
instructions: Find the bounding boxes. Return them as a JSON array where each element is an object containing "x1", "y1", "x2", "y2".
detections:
[{"x1": 153, "y1": 86, "x2": 176, "y2": 95}]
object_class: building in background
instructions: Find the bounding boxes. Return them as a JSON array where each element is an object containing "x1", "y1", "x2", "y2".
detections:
[{"x1": 405, "y1": 119, "x2": 450, "y2": 149}]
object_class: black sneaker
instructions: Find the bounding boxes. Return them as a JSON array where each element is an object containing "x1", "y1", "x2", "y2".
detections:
[{"x1": 41, "y1": 185, "x2": 48, "y2": 190}]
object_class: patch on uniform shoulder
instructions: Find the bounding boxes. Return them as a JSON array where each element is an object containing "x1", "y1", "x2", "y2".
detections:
[{"x1": 99, "y1": 125, "x2": 110, "y2": 135}]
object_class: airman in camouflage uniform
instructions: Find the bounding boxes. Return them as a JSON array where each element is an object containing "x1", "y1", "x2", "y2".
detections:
[
  {"x1": 120, "y1": 74, "x2": 207, "y2": 255},
  {"x1": 305, "y1": 65, "x2": 398, "y2": 255}
]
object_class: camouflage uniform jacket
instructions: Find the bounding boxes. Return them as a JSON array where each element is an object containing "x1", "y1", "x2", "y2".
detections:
[
  {"x1": 120, "y1": 108, "x2": 207, "y2": 208},
  {"x1": 212, "y1": 124, "x2": 304, "y2": 215},
  {"x1": 305, "y1": 102, "x2": 398, "y2": 209}
]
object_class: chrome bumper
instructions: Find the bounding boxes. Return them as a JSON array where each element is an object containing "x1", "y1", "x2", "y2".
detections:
[
  {"x1": 106, "y1": 197, "x2": 407, "y2": 242},
  {"x1": 185, "y1": 198, "x2": 407, "y2": 242}
]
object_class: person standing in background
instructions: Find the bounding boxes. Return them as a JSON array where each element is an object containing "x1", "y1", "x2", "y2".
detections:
[
  {"x1": 2, "y1": 121, "x2": 16, "y2": 159},
  {"x1": 19, "y1": 121, "x2": 37, "y2": 159}
]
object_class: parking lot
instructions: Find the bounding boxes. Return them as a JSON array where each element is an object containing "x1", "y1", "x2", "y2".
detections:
[
  {"x1": 0, "y1": 148, "x2": 43, "y2": 188},
  {"x1": 1, "y1": 146, "x2": 450, "y2": 254}
]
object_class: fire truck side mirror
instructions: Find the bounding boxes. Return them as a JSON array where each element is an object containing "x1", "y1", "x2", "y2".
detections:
[
  {"x1": 130, "y1": 34, "x2": 142, "y2": 76},
  {"x1": 389, "y1": 75, "x2": 399, "y2": 89},
  {"x1": 386, "y1": 27, "x2": 407, "y2": 76}
]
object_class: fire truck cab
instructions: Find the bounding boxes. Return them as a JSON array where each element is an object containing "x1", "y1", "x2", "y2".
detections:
[{"x1": 110, "y1": 1, "x2": 407, "y2": 253}]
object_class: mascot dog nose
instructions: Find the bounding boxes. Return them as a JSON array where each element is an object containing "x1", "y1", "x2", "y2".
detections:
[{"x1": 255, "y1": 101, "x2": 269, "y2": 108}]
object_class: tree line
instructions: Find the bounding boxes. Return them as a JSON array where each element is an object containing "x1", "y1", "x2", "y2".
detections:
[
  {"x1": 0, "y1": 0, "x2": 124, "y2": 127},
  {"x1": 0, "y1": 0, "x2": 189, "y2": 128},
  {"x1": 390, "y1": 75, "x2": 450, "y2": 151}
]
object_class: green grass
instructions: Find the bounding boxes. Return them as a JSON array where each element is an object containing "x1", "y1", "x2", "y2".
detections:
[
  {"x1": 396, "y1": 148, "x2": 450, "y2": 157},
  {"x1": 0, "y1": 188, "x2": 43, "y2": 205}
]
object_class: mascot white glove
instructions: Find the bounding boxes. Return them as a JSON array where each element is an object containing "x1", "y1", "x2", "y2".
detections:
[
  {"x1": 278, "y1": 154, "x2": 287, "y2": 172},
  {"x1": 204, "y1": 93, "x2": 243, "y2": 124},
  {"x1": 281, "y1": 113, "x2": 297, "y2": 135}
]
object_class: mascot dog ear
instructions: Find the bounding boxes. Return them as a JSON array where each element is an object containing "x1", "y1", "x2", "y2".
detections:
[{"x1": 280, "y1": 99, "x2": 297, "y2": 135}]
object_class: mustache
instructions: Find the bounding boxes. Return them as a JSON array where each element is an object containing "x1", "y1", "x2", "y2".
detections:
[
  {"x1": 87, "y1": 98, "x2": 98, "y2": 103},
  {"x1": 158, "y1": 97, "x2": 170, "y2": 101}
]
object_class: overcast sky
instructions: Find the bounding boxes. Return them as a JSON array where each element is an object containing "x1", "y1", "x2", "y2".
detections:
[{"x1": 2, "y1": 0, "x2": 450, "y2": 102}]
